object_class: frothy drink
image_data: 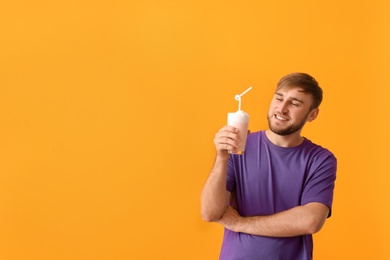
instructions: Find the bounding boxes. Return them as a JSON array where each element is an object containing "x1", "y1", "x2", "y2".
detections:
[{"x1": 227, "y1": 110, "x2": 249, "y2": 155}]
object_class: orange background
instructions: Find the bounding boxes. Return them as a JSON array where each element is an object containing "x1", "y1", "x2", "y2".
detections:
[{"x1": 0, "y1": 1, "x2": 389, "y2": 259}]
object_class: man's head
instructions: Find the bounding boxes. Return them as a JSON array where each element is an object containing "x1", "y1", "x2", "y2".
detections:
[
  {"x1": 276, "y1": 72, "x2": 323, "y2": 110},
  {"x1": 267, "y1": 73, "x2": 323, "y2": 136}
]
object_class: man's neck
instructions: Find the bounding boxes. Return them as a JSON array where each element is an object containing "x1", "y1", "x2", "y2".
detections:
[{"x1": 265, "y1": 129, "x2": 304, "y2": 148}]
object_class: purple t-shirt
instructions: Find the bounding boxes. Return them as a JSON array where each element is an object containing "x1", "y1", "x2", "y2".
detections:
[{"x1": 221, "y1": 131, "x2": 337, "y2": 260}]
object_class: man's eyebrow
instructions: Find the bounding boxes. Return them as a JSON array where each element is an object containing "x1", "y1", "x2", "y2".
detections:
[{"x1": 275, "y1": 92, "x2": 304, "y2": 103}]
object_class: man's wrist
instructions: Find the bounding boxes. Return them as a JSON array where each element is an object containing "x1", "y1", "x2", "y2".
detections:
[
  {"x1": 215, "y1": 152, "x2": 229, "y2": 163},
  {"x1": 234, "y1": 215, "x2": 257, "y2": 234}
]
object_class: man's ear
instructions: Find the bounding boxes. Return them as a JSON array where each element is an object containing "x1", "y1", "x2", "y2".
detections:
[{"x1": 307, "y1": 108, "x2": 319, "y2": 122}]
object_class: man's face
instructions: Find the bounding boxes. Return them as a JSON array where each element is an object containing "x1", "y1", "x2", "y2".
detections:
[{"x1": 267, "y1": 86, "x2": 317, "y2": 136}]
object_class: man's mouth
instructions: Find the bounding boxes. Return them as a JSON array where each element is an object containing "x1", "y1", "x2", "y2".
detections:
[{"x1": 275, "y1": 114, "x2": 289, "y2": 121}]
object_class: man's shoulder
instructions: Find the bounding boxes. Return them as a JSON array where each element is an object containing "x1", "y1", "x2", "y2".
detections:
[
  {"x1": 303, "y1": 138, "x2": 336, "y2": 158},
  {"x1": 247, "y1": 130, "x2": 263, "y2": 139},
  {"x1": 302, "y1": 139, "x2": 337, "y2": 170}
]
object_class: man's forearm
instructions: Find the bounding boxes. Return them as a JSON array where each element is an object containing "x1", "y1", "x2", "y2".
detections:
[
  {"x1": 218, "y1": 203, "x2": 329, "y2": 237},
  {"x1": 200, "y1": 155, "x2": 231, "y2": 222}
]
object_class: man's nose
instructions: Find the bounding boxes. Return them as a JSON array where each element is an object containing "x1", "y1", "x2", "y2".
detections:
[{"x1": 279, "y1": 101, "x2": 289, "y2": 113}]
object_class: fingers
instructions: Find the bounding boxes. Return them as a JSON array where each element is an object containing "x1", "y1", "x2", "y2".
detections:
[{"x1": 214, "y1": 126, "x2": 241, "y2": 153}]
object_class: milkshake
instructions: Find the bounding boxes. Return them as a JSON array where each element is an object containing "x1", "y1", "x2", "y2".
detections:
[
  {"x1": 227, "y1": 110, "x2": 249, "y2": 154},
  {"x1": 226, "y1": 86, "x2": 252, "y2": 155}
]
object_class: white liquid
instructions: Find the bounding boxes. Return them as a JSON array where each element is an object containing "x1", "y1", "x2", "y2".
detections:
[{"x1": 227, "y1": 111, "x2": 249, "y2": 154}]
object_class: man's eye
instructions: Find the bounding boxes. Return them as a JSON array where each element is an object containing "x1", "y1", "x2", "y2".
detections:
[
  {"x1": 292, "y1": 103, "x2": 300, "y2": 107},
  {"x1": 276, "y1": 98, "x2": 283, "y2": 101}
]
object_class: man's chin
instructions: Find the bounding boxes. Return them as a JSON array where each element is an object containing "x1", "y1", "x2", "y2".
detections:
[{"x1": 269, "y1": 126, "x2": 300, "y2": 136}]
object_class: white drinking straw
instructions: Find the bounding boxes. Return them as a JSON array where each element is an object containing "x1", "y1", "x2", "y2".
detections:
[{"x1": 235, "y1": 86, "x2": 252, "y2": 111}]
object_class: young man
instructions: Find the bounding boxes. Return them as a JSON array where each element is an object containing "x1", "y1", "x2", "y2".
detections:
[{"x1": 201, "y1": 73, "x2": 337, "y2": 259}]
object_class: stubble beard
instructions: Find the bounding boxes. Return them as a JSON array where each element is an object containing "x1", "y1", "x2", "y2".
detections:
[{"x1": 267, "y1": 112, "x2": 309, "y2": 136}]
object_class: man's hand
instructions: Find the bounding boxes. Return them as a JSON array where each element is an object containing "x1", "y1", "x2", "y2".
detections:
[
  {"x1": 217, "y1": 206, "x2": 243, "y2": 232},
  {"x1": 214, "y1": 126, "x2": 240, "y2": 157}
]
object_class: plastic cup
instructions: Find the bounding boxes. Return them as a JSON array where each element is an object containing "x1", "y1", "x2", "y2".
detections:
[{"x1": 227, "y1": 110, "x2": 249, "y2": 155}]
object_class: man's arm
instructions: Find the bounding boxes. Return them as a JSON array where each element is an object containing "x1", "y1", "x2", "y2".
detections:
[
  {"x1": 200, "y1": 155, "x2": 231, "y2": 222},
  {"x1": 217, "y1": 202, "x2": 329, "y2": 237},
  {"x1": 200, "y1": 126, "x2": 240, "y2": 222}
]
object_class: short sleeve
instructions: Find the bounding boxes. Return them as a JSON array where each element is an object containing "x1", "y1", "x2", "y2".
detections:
[{"x1": 301, "y1": 152, "x2": 337, "y2": 217}]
